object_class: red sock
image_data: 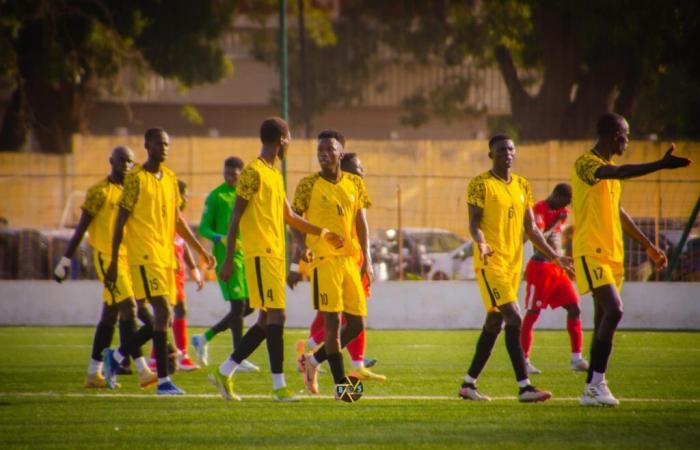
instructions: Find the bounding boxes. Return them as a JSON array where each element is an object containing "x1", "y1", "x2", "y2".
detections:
[
  {"x1": 567, "y1": 318, "x2": 583, "y2": 354},
  {"x1": 173, "y1": 318, "x2": 187, "y2": 356},
  {"x1": 347, "y1": 330, "x2": 366, "y2": 362},
  {"x1": 521, "y1": 311, "x2": 539, "y2": 358},
  {"x1": 308, "y1": 311, "x2": 324, "y2": 344}
]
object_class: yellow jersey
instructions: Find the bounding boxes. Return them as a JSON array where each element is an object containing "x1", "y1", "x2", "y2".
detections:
[
  {"x1": 82, "y1": 177, "x2": 126, "y2": 256},
  {"x1": 119, "y1": 164, "x2": 182, "y2": 268},
  {"x1": 292, "y1": 172, "x2": 371, "y2": 260},
  {"x1": 571, "y1": 151, "x2": 623, "y2": 263},
  {"x1": 467, "y1": 171, "x2": 534, "y2": 272},
  {"x1": 236, "y1": 158, "x2": 286, "y2": 260}
]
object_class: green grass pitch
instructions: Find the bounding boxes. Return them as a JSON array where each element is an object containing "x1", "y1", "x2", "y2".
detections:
[{"x1": 1, "y1": 327, "x2": 699, "y2": 449}]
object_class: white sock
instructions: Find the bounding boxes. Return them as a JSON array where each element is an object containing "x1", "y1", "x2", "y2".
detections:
[
  {"x1": 158, "y1": 376, "x2": 171, "y2": 384},
  {"x1": 309, "y1": 355, "x2": 320, "y2": 367},
  {"x1": 518, "y1": 379, "x2": 530, "y2": 388},
  {"x1": 591, "y1": 371, "x2": 605, "y2": 385},
  {"x1": 88, "y1": 359, "x2": 101, "y2": 375},
  {"x1": 219, "y1": 358, "x2": 239, "y2": 377},
  {"x1": 351, "y1": 359, "x2": 364, "y2": 369},
  {"x1": 134, "y1": 357, "x2": 149, "y2": 374},
  {"x1": 464, "y1": 375, "x2": 477, "y2": 384},
  {"x1": 113, "y1": 349, "x2": 126, "y2": 364},
  {"x1": 306, "y1": 338, "x2": 317, "y2": 351},
  {"x1": 272, "y1": 373, "x2": 286, "y2": 390},
  {"x1": 571, "y1": 352, "x2": 582, "y2": 360}
]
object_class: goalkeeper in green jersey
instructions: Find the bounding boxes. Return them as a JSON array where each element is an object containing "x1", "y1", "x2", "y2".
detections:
[{"x1": 191, "y1": 157, "x2": 259, "y2": 372}]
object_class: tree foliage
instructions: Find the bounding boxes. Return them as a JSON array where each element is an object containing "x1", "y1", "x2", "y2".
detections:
[{"x1": 0, "y1": 0, "x2": 236, "y2": 153}]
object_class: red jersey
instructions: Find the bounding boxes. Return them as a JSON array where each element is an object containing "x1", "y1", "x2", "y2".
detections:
[{"x1": 532, "y1": 200, "x2": 568, "y2": 261}]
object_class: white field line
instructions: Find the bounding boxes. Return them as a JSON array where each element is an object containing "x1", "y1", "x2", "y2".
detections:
[{"x1": 1, "y1": 391, "x2": 699, "y2": 403}]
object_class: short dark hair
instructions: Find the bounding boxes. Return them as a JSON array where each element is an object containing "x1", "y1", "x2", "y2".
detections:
[
  {"x1": 488, "y1": 134, "x2": 511, "y2": 150},
  {"x1": 224, "y1": 156, "x2": 244, "y2": 169},
  {"x1": 553, "y1": 182, "x2": 572, "y2": 198},
  {"x1": 596, "y1": 113, "x2": 625, "y2": 137},
  {"x1": 341, "y1": 152, "x2": 358, "y2": 173},
  {"x1": 318, "y1": 129, "x2": 346, "y2": 148},
  {"x1": 259, "y1": 117, "x2": 289, "y2": 144},
  {"x1": 144, "y1": 127, "x2": 165, "y2": 143}
]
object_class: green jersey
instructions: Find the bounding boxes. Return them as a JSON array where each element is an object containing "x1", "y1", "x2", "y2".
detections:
[{"x1": 199, "y1": 182, "x2": 244, "y2": 263}]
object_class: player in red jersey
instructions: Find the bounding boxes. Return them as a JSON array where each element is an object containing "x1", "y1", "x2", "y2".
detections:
[{"x1": 520, "y1": 183, "x2": 589, "y2": 374}]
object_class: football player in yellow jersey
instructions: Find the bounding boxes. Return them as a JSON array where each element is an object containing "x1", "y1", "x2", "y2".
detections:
[
  {"x1": 54, "y1": 145, "x2": 157, "y2": 388},
  {"x1": 103, "y1": 128, "x2": 215, "y2": 396},
  {"x1": 460, "y1": 134, "x2": 574, "y2": 404},
  {"x1": 573, "y1": 113, "x2": 691, "y2": 407},
  {"x1": 288, "y1": 130, "x2": 374, "y2": 399},
  {"x1": 211, "y1": 117, "x2": 344, "y2": 403}
]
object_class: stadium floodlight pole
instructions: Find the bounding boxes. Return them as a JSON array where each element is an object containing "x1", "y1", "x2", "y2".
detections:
[
  {"x1": 279, "y1": 0, "x2": 291, "y2": 265},
  {"x1": 665, "y1": 194, "x2": 700, "y2": 281}
]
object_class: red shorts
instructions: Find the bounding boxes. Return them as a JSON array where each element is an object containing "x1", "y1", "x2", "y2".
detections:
[
  {"x1": 524, "y1": 260, "x2": 578, "y2": 310},
  {"x1": 175, "y1": 268, "x2": 186, "y2": 302}
]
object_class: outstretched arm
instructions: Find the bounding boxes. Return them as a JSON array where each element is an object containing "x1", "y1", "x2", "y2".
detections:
[
  {"x1": 54, "y1": 211, "x2": 93, "y2": 282},
  {"x1": 620, "y1": 206, "x2": 667, "y2": 271},
  {"x1": 283, "y1": 198, "x2": 344, "y2": 248},
  {"x1": 596, "y1": 144, "x2": 691, "y2": 180}
]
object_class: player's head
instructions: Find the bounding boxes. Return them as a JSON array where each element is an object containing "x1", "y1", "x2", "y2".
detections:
[
  {"x1": 341, "y1": 152, "x2": 364, "y2": 178},
  {"x1": 144, "y1": 127, "x2": 169, "y2": 163},
  {"x1": 317, "y1": 129, "x2": 345, "y2": 172},
  {"x1": 260, "y1": 117, "x2": 290, "y2": 160},
  {"x1": 550, "y1": 182, "x2": 572, "y2": 208},
  {"x1": 223, "y1": 156, "x2": 244, "y2": 188},
  {"x1": 488, "y1": 134, "x2": 515, "y2": 170},
  {"x1": 109, "y1": 145, "x2": 135, "y2": 180},
  {"x1": 596, "y1": 113, "x2": 629, "y2": 156},
  {"x1": 177, "y1": 179, "x2": 188, "y2": 211}
]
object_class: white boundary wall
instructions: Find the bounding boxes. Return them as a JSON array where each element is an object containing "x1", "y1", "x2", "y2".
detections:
[{"x1": 0, "y1": 281, "x2": 698, "y2": 329}]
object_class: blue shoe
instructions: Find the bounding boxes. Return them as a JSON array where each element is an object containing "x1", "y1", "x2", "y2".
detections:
[
  {"x1": 364, "y1": 357, "x2": 378, "y2": 368},
  {"x1": 101, "y1": 348, "x2": 119, "y2": 390},
  {"x1": 156, "y1": 381, "x2": 185, "y2": 395}
]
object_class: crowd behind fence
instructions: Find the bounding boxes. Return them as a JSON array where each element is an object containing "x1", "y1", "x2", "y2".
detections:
[{"x1": 0, "y1": 136, "x2": 698, "y2": 282}]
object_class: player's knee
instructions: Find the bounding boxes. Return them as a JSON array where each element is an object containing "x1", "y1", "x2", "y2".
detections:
[
  {"x1": 605, "y1": 305, "x2": 623, "y2": 327},
  {"x1": 137, "y1": 303, "x2": 153, "y2": 325},
  {"x1": 503, "y1": 313, "x2": 522, "y2": 329}
]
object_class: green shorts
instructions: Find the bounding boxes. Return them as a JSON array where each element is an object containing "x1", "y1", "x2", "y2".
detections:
[{"x1": 216, "y1": 252, "x2": 248, "y2": 301}]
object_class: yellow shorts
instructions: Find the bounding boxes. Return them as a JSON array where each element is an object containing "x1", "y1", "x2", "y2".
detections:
[
  {"x1": 245, "y1": 256, "x2": 286, "y2": 310},
  {"x1": 310, "y1": 256, "x2": 367, "y2": 316},
  {"x1": 130, "y1": 264, "x2": 176, "y2": 304},
  {"x1": 575, "y1": 256, "x2": 624, "y2": 295},
  {"x1": 93, "y1": 251, "x2": 134, "y2": 304},
  {"x1": 476, "y1": 267, "x2": 521, "y2": 312}
]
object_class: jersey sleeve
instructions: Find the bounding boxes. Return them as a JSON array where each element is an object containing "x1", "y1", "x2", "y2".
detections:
[
  {"x1": 575, "y1": 153, "x2": 605, "y2": 186},
  {"x1": 237, "y1": 166, "x2": 260, "y2": 201},
  {"x1": 81, "y1": 184, "x2": 106, "y2": 217},
  {"x1": 292, "y1": 175, "x2": 316, "y2": 215},
  {"x1": 533, "y1": 202, "x2": 546, "y2": 231},
  {"x1": 351, "y1": 174, "x2": 372, "y2": 209},
  {"x1": 120, "y1": 172, "x2": 140, "y2": 212},
  {"x1": 198, "y1": 191, "x2": 218, "y2": 241},
  {"x1": 467, "y1": 177, "x2": 486, "y2": 208},
  {"x1": 522, "y1": 177, "x2": 534, "y2": 209}
]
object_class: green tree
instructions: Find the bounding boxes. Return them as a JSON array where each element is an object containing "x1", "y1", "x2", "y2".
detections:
[{"x1": 0, "y1": 0, "x2": 236, "y2": 153}]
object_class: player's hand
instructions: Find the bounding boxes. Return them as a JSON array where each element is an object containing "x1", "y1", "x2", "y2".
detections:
[
  {"x1": 104, "y1": 261, "x2": 118, "y2": 292},
  {"x1": 361, "y1": 258, "x2": 374, "y2": 288},
  {"x1": 286, "y1": 269, "x2": 303, "y2": 289},
  {"x1": 294, "y1": 245, "x2": 313, "y2": 263},
  {"x1": 646, "y1": 245, "x2": 668, "y2": 271},
  {"x1": 553, "y1": 255, "x2": 575, "y2": 279},
  {"x1": 477, "y1": 242, "x2": 494, "y2": 265},
  {"x1": 322, "y1": 229, "x2": 344, "y2": 249},
  {"x1": 219, "y1": 258, "x2": 233, "y2": 282},
  {"x1": 53, "y1": 256, "x2": 71, "y2": 283},
  {"x1": 660, "y1": 144, "x2": 692, "y2": 169},
  {"x1": 202, "y1": 251, "x2": 216, "y2": 270},
  {"x1": 191, "y1": 268, "x2": 204, "y2": 291}
]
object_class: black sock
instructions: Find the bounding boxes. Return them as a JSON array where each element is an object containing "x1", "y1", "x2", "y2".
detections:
[
  {"x1": 231, "y1": 324, "x2": 266, "y2": 363},
  {"x1": 265, "y1": 324, "x2": 284, "y2": 374},
  {"x1": 587, "y1": 338, "x2": 613, "y2": 383},
  {"x1": 467, "y1": 327, "x2": 500, "y2": 379},
  {"x1": 118, "y1": 319, "x2": 140, "y2": 359},
  {"x1": 153, "y1": 330, "x2": 168, "y2": 379},
  {"x1": 313, "y1": 345, "x2": 327, "y2": 365},
  {"x1": 120, "y1": 322, "x2": 152, "y2": 360},
  {"x1": 504, "y1": 324, "x2": 528, "y2": 382},
  {"x1": 91, "y1": 322, "x2": 114, "y2": 361},
  {"x1": 231, "y1": 302, "x2": 245, "y2": 350},
  {"x1": 327, "y1": 352, "x2": 345, "y2": 384}
]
